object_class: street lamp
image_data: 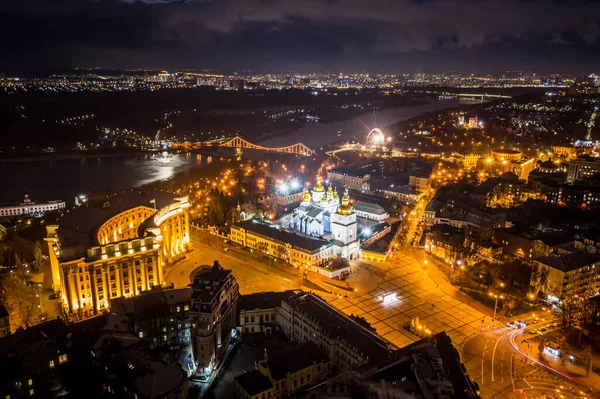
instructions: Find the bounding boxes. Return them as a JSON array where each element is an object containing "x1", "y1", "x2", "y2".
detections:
[{"x1": 489, "y1": 292, "x2": 504, "y2": 320}]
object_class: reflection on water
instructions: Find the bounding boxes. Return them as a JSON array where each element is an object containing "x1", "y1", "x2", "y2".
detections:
[
  {"x1": 259, "y1": 99, "x2": 466, "y2": 149},
  {"x1": 0, "y1": 99, "x2": 474, "y2": 204},
  {"x1": 0, "y1": 153, "x2": 204, "y2": 203}
]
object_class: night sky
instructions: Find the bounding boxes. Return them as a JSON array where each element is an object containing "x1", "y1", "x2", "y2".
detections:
[{"x1": 1, "y1": 0, "x2": 600, "y2": 75}]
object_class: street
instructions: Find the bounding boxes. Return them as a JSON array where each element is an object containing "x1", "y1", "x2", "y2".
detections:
[
  {"x1": 462, "y1": 315, "x2": 595, "y2": 399},
  {"x1": 164, "y1": 213, "x2": 598, "y2": 398}
]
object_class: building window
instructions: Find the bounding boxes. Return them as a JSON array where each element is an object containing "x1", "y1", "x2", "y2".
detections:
[
  {"x1": 139, "y1": 331, "x2": 144, "y2": 338},
  {"x1": 59, "y1": 354, "x2": 68, "y2": 364},
  {"x1": 29, "y1": 390, "x2": 34, "y2": 397},
  {"x1": 184, "y1": 305, "x2": 189, "y2": 311},
  {"x1": 49, "y1": 360, "x2": 55, "y2": 369},
  {"x1": 28, "y1": 379, "x2": 33, "y2": 387},
  {"x1": 177, "y1": 306, "x2": 181, "y2": 312}
]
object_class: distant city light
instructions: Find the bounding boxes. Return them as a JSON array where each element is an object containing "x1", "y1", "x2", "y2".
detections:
[
  {"x1": 291, "y1": 180, "x2": 299, "y2": 190},
  {"x1": 278, "y1": 183, "x2": 289, "y2": 194}
]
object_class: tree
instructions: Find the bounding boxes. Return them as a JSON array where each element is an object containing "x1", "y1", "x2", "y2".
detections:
[
  {"x1": 255, "y1": 241, "x2": 268, "y2": 255},
  {"x1": 276, "y1": 245, "x2": 289, "y2": 263},
  {"x1": 502, "y1": 299, "x2": 517, "y2": 316},
  {"x1": 556, "y1": 300, "x2": 580, "y2": 331},
  {"x1": 13, "y1": 253, "x2": 22, "y2": 268},
  {"x1": 33, "y1": 242, "x2": 44, "y2": 272},
  {"x1": 0, "y1": 268, "x2": 41, "y2": 328},
  {"x1": 484, "y1": 270, "x2": 495, "y2": 288}
]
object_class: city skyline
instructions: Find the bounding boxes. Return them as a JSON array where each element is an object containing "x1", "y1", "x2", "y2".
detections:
[
  {"x1": 2, "y1": 2, "x2": 600, "y2": 398},
  {"x1": 2, "y1": 0, "x2": 600, "y2": 75}
]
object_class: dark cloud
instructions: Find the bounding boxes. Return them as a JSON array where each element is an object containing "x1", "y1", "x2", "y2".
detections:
[{"x1": 1, "y1": 0, "x2": 599, "y2": 74}]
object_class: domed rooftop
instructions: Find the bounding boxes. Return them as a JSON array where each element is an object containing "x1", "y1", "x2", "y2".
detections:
[
  {"x1": 337, "y1": 189, "x2": 353, "y2": 216},
  {"x1": 313, "y1": 176, "x2": 325, "y2": 192}
]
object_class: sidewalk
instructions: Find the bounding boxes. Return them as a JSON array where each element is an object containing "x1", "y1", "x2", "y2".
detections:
[{"x1": 193, "y1": 339, "x2": 239, "y2": 398}]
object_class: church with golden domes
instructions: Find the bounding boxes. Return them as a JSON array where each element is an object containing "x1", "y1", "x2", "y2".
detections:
[{"x1": 289, "y1": 176, "x2": 359, "y2": 260}]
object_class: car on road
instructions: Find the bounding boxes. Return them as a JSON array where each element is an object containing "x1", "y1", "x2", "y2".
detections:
[
  {"x1": 528, "y1": 330, "x2": 538, "y2": 334},
  {"x1": 507, "y1": 322, "x2": 517, "y2": 328},
  {"x1": 540, "y1": 327, "x2": 547, "y2": 332},
  {"x1": 516, "y1": 320, "x2": 528, "y2": 328},
  {"x1": 544, "y1": 342, "x2": 561, "y2": 357},
  {"x1": 531, "y1": 320, "x2": 539, "y2": 324}
]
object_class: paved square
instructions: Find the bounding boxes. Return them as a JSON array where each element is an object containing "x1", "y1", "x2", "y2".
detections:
[{"x1": 331, "y1": 254, "x2": 486, "y2": 349}]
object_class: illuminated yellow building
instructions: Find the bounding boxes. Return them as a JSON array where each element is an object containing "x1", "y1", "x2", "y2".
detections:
[{"x1": 45, "y1": 190, "x2": 191, "y2": 317}]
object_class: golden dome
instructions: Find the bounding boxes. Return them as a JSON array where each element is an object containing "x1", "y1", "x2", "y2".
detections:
[
  {"x1": 303, "y1": 189, "x2": 311, "y2": 202},
  {"x1": 327, "y1": 185, "x2": 333, "y2": 195},
  {"x1": 337, "y1": 189, "x2": 353, "y2": 215},
  {"x1": 313, "y1": 176, "x2": 325, "y2": 192},
  {"x1": 320, "y1": 194, "x2": 328, "y2": 203},
  {"x1": 333, "y1": 188, "x2": 339, "y2": 199}
]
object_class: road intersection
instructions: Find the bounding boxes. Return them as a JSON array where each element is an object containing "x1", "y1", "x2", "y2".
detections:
[{"x1": 165, "y1": 223, "x2": 597, "y2": 398}]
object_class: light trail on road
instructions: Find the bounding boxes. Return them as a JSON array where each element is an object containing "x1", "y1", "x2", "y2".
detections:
[{"x1": 508, "y1": 329, "x2": 586, "y2": 387}]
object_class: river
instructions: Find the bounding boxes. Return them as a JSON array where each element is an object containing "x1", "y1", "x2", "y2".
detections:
[
  {"x1": 0, "y1": 98, "x2": 476, "y2": 204},
  {"x1": 258, "y1": 98, "x2": 472, "y2": 149},
  {"x1": 0, "y1": 152, "x2": 208, "y2": 204}
]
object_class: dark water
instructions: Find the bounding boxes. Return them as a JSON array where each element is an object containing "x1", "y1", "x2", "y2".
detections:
[
  {"x1": 259, "y1": 98, "x2": 470, "y2": 149},
  {"x1": 0, "y1": 98, "x2": 478, "y2": 204},
  {"x1": 0, "y1": 152, "x2": 206, "y2": 204}
]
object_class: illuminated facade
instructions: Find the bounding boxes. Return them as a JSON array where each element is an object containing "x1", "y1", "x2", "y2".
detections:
[
  {"x1": 566, "y1": 155, "x2": 600, "y2": 183},
  {"x1": 45, "y1": 191, "x2": 190, "y2": 317},
  {"x1": 190, "y1": 262, "x2": 239, "y2": 376},
  {"x1": 468, "y1": 115, "x2": 479, "y2": 128},
  {"x1": 289, "y1": 178, "x2": 359, "y2": 259},
  {"x1": 0, "y1": 195, "x2": 65, "y2": 218}
]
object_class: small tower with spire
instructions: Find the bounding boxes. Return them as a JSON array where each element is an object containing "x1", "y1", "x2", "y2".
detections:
[
  {"x1": 301, "y1": 188, "x2": 311, "y2": 206},
  {"x1": 312, "y1": 175, "x2": 325, "y2": 202}
]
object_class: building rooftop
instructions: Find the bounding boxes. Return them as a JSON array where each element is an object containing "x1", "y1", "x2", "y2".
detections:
[
  {"x1": 191, "y1": 261, "x2": 234, "y2": 305},
  {"x1": 233, "y1": 219, "x2": 332, "y2": 253},
  {"x1": 536, "y1": 251, "x2": 600, "y2": 273},
  {"x1": 353, "y1": 201, "x2": 388, "y2": 216},
  {"x1": 56, "y1": 189, "x2": 177, "y2": 251},
  {"x1": 0, "y1": 318, "x2": 69, "y2": 357},
  {"x1": 110, "y1": 287, "x2": 191, "y2": 316},
  {"x1": 101, "y1": 335, "x2": 187, "y2": 399},
  {"x1": 266, "y1": 341, "x2": 330, "y2": 381},
  {"x1": 492, "y1": 149, "x2": 521, "y2": 155},
  {"x1": 330, "y1": 163, "x2": 373, "y2": 178},
  {"x1": 537, "y1": 235, "x2": 574, "y2": 247},
  {"x1": 234, "y1": 369, "x2": 273, "y2": 396},
  {"x1": 134, "y1": 361, "x2": 186, "y2": 399},
  {"x1": 239, "y1": 290, "x2": 299, "y2": 311},
  {"x1": 285, "y1": 293, "x2": 390, "y2": 361},
  {"x1": 350, "y1": 332, "x2": 478, "y2": 398},
  {"x1": 370, "y1": 180, "x2": 416, "y2": 195}
]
